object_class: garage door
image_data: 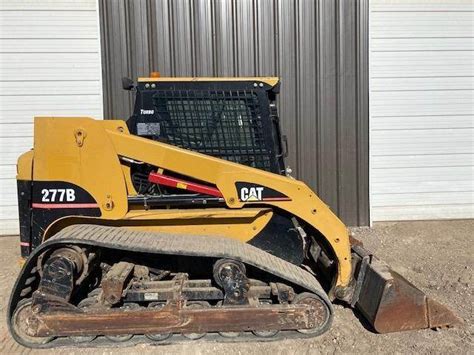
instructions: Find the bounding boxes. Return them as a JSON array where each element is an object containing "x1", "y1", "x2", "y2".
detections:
[
  {"x1": 0, "y1": 0, "x2": 103, "y2": 234},
  {"x1": 370, "y1": 0, "x2": 474, "y2": 221}
]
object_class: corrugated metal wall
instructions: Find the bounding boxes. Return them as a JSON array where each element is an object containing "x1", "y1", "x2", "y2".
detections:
[{"x1": 98, "y1": 0, "x2": 369, "y2": 226}]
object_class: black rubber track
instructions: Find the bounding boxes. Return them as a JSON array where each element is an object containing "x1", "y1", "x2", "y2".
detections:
[{"x1": 8, "y1": 224, "x2": 333, "y2": 348}]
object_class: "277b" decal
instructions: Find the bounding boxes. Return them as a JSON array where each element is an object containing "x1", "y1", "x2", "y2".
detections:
[{"x1": 41, "y1": 188, "x2": 76, "y2": 202}]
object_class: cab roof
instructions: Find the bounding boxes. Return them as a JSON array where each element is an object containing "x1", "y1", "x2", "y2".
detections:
[{"x1": 137, "y1": 76, "x2": 280, "y2": 87}]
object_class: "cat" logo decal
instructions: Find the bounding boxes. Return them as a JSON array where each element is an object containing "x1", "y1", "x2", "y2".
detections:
[
  {"x1": 240, "y1": 186, "x2": 264, "y2": 202},
  {"x1": 236, "y1": 182, "x2": 291, "y2": 202}
]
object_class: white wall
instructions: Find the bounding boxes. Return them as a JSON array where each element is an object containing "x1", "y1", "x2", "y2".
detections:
[
  {"x1": 370, "y1": 0, "x2": 474, "y2": 221},
  {"x1": 0, "y1": 0, "x2": 103, "y2": 234}
]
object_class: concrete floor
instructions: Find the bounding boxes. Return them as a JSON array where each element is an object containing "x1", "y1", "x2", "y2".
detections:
[{"x1": 0, "y1": 220, "x2": 472, "y2": 354}]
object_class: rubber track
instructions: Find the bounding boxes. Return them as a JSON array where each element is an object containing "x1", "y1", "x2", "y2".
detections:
[{"x1": 8, "y1": 224, "x2": 333, "y2": 348}]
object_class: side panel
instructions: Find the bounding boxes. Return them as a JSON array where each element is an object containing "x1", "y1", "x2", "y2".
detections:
[
  {"x1": 16, "y1": 180, "x2": 32, "y2": 257},
  {"x1": 249, "y1": 212, "x2": 304, "y2": 265},
  {"x1": 16, "y1": 179, "x2": 102, "y2": 257},
  {"x1": 30, "y1": 181, "x2": 101, "y2": 250},
  {"x1": 16, "y1": 150, "x2": 34, "y2": 256},
  {"x1": 32, "y1": 117, "x2": 129, "y2": 220}
]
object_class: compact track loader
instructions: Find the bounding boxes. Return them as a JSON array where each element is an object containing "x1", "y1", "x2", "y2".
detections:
[{"x1": 9, "y1": 77, "x2": 460, "y2": 348}]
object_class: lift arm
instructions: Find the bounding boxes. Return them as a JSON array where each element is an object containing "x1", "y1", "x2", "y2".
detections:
[{"x1": 105, "y1": 122, "x2": 353, "y2": 290}]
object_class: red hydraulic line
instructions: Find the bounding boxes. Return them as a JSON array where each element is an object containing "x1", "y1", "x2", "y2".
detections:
[{"x1": 148, "y1": 172, "x2": 223, "y2": 198}]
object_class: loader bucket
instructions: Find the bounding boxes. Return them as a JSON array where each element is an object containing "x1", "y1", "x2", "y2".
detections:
[{"x1": 351, "y1": 241, "x2": 462, "y2": 333}]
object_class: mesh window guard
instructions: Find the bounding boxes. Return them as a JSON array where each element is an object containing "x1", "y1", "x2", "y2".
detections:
[{"x1": 153, "y1": 90, "x2": 272, "y2": 171}]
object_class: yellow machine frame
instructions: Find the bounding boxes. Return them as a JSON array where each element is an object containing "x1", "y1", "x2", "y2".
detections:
[{"x1": 18, "y1": 117, "x2": 352, "y2": 290}]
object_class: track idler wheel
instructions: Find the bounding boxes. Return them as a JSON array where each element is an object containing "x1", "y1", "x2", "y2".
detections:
[
  {"x1": 293, "y1": 292, "x2": 331, "y2": 335},
  {"x1": 105, "y1": 303, "x2": 140, "y2": 342},
  {"x1": 182, "y1": 301, "x2": 210, "y2": 340},
  {"x1": 145, "y1": 302, "x2": 172, "y2": 342},
  {"x1": 11, "y1": 299, "x2": 54, "y2": 346},
  {"x1": 213, "y1": 259, "x2": 250, "y2": 305}
]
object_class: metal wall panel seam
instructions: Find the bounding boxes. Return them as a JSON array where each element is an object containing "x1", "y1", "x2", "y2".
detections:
[
  {"x1": 95, "y1": 0, "x2": 104, "y2": 119},
  {"x1": 366, "y1": 0, "x2": 373, "y2": 226},
  {"x1": 356, "y1": 0, "x2": 370, "y2": 225},
  {"x1": 189, "y1": 0, "x2": 196, "y2": 76},
  {"x1": 294, "y1": 0, "x2": 300, "y2": 178},
  {"x1": 315, "y1": 0, "x2": 321, "y2": 195}
]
